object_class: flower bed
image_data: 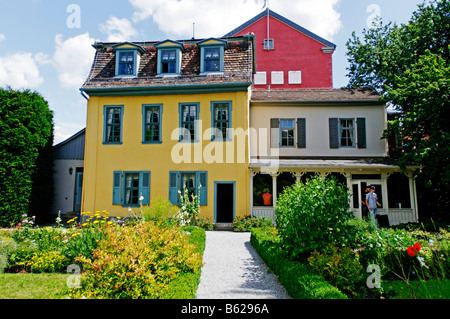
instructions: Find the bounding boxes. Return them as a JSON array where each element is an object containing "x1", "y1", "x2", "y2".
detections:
[{"x1": 0, "y1": 210, "x2": 206, "y2": 299}]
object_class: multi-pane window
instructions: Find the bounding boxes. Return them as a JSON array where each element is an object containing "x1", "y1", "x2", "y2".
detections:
[
  {"x1": 113, "y1": 171, "x2": 150, "y2": 207},
  {"x1": 280, "y1": 119, "x2": 295, "y2": 147},
  {"x1": 105, "y1": 106, "x2": 122, "y2": 144},
  {"x1": 212, "y1": 102, "x2": 231, "y2": 140},
  {"x1": 180, "y1": 104, "x2": 198, "y2": 142},
  {"x1": 264, "y1": 39, "x2": 274, "y2": 50},
  {"x1": 204, "y1": 48, "x2": 221, "y2": 72},
  {"x1": 118, "y1": 52, "x2": 135, "y2": 76},
  {"x1": 124, "y1": 173, "x2": 140, "y2": 206},
  {"x1": 340, "y1": 119, "x2": 355, "y2": 147},
  {"x1": 181, "y1": 173, "x2": 196, "y2": 198},
  {"x1": 143, "y1": 105, "x2": 161, "y2": 143},
  {"x1": 169, "y1": 171, "x2": 208, "y2": 206},
  {"x1": 161, "y1": 50, "x2": 177, "y2": 74}
]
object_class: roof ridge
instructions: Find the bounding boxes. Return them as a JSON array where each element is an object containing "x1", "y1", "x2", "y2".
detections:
[{"x1": 223, "y1": 9, "x2": 336, "y2": 48}]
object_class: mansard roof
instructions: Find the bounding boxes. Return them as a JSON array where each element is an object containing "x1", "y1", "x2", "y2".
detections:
[{"x1": 81, "y1": 35, "x2": 255, "y2": 94}]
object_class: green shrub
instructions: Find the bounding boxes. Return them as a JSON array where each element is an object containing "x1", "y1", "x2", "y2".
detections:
[
  {"x1": 233, "y1": 216, "x2": 273, "y2": 232},
  {"x1": 250, "y1": 228, "x2": 347, "y2": 299},
  {"x1": 275, "y1": 176, "x2": 353, "y2": 259},
  {"x1": 161, "y1": 226, "x2": 206, "y2": 299},
  {"x1": 0, "y1": 236, "x2": 17, "y2": 273},
  {"x1": 0, "y1": 88, "x2": 54, "y2": 227},
  {"x1": 196, "y1": 218, "x2": 215, "y2": 231},
  {"x1": 308, "y1": 246, "x2": 365, "y2": 298},
  {"x1": 141, "y1": 196, "x2": 176, "y2": 221},
  {"x1": 72, "y1": 222, "x2": 203, "y2": 299}
]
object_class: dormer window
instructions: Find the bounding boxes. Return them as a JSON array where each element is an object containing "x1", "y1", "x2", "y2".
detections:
[
  {"x1": 204, "y1": 48, "x2": 221, "y2": 72},
  {"x1": 118, "y1": 51, "x2": 135, "y2": 76},
  {"x1": 113, "y1": 42, "x2": 145, "y2": 77},
  {"x1": 161, "y1": 49, "x2": 177, "y2": 74},
  {"x1": 155, "y1": 40, "x2": 185, "y2": 76},
  {"x1": 197, "y1": 38, "x2": 227, "y2": 74}
]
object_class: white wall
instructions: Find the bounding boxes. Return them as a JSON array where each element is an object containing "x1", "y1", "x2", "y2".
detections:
[
  {"x1": 51, "y1": 159, "x2": 84, "y2": 216},
  {"x1": 250, "y1": 104, "x2": 388, "y2": 158}
]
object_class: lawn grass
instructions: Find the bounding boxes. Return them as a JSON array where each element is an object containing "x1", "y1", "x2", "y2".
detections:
[
  {"x1": 385, "y1": 279, "x2": 450, "y2": 299},
  {"x1": 0, "y1": 273, "x2": 69, "y2": 299}
]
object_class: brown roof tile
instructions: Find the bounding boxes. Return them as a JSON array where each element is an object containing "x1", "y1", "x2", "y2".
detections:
[
  {"x1": 82, "y1": 36, "x2": 254, "y2": 90},
  {"x1": 251, "y1": 88, "x2": 381, "y2": 103}
]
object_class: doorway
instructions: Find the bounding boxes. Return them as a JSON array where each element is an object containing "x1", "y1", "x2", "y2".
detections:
[
  {"x1": 215, "y1": 182, "x2": 235, "y2": 223},
  {"x1": 74, "y1": 168, "x2": 83, "y2": 213}
]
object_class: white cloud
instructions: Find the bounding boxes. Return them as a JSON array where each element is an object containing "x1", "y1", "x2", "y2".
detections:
[
  {"x1": 53, "y1": 121, "x2": 85, "y2": 145},
  {"x1": 0, "y1": 34, "x2": 5, "y2": 42},
  {"x1": 52, "y1": 32, "x2": 96, "y2": 89},
  {"x1": 129, "y1": 0, "x2": 342, "y2": 40},
  {"x1": 0, "y1": 52, "x2": 44, "y2": 89},
  {"x1": 99, "y1": 16, "x2": 139, "y2": 42}
]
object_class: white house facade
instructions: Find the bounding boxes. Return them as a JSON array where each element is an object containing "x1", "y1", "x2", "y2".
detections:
[{"x1": 248, "y1": 88, "x2": 420, "y2": 226}]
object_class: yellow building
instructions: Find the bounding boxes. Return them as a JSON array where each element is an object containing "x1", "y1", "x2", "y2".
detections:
[{"x1": 80, "y1": 36, "x2": 256, "y2": 223}]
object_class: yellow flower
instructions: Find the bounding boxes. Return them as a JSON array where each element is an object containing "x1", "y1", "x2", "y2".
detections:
[
  {"x1": 82, "y1": 223, "x2": 88, "y2": 227},
  {"x1": 116, "y1": 217, "x2": 121, "y2": 220},
  {"x1": 107, "y1": 221, "x2": 113, "y2": 225},
  {"x1": 93, "y1": 220, "x2": 99, "y2": 224}
]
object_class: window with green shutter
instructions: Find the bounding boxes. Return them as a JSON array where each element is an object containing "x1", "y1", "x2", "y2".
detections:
[
  {"x1": 169, "y1": 171, "x2": 207, "y2": 206},
  {"x1": 112, "y1": 171, "x2": 150, "y2": 207}
]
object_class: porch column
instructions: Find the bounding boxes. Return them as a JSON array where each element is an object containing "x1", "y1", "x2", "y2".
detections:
[
  {"x1": 408, "y1": 172, "x2": 419, "y2": 222},
  {"x1": 270, "y1": 172, "x2": 279, "y2": 207},
  {"x1": 250, "y1": 170, "x2": 258, "y2": 216},
  {"x1": 381, "y1": 172, "x2": 389, "y2": 214}
]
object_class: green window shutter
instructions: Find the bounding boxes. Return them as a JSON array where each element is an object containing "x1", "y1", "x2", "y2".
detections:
[
  {"x1": 197, "y1": 171, "x2": 208, "y2": 206},
  {"x1": 270, "y1": 118, "x2": 280, "y2": 148},
  {"x1": 112, "y1": 171, "x2": 122, "y2": 205},
  {"x1": 329, "y1": 118, "x2": 339, "y2": 149},
  {"x1": 357, "y1": 118, "x2": 367, "y2": 149},
  {"x1": 139, "y1": 171, "x2": 151, "y2": 205},
  {"x1": 169, "y1": 171, "x2": 179, "y2": 205},
  {"x1": 297, "y1": 118, "x2": 306, "y2": 148}
]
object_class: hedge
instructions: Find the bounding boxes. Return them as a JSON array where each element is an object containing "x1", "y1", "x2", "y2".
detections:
[
  {"x1": 250, "y1": 227, "x2": 347, "y2": 299},
  {"x1": 0, "y1": 88, "x2": 54, "y2": 227},
  {"x1": 161, "y1": 226, "x2": 206, "y2": 299}
]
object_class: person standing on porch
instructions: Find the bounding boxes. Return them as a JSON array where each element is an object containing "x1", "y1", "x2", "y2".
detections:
[
  {"x1": 366, "y1": 186, "x2": 381, "y2": 227},
  {"x1": 361, "y1": 186, "x2": 371, "y2": 219}
]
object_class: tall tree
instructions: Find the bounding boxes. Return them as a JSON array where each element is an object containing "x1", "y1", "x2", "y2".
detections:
[
  {"x1": 346, "y1": 0, "x2": 450, "y2": 220},
  {"x1": 0, "y1": 88, "x2": 54, "y2": 227}
]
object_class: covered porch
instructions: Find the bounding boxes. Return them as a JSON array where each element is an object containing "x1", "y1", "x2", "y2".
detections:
[{"x1": 249, "y1": 158, "x2": 420, "y2": 227}]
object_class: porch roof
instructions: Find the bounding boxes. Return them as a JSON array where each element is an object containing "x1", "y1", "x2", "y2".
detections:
[{"x1": 249, "y1": 158, "x2": 421, "y2": 170}]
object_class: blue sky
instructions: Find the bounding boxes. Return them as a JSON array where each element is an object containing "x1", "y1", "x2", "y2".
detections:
[{"x1": 0, "y1": 0, "x2": 428, "y2": 144}]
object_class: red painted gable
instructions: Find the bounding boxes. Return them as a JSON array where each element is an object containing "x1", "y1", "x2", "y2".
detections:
[{"x1": 226, "y1": 11, "x2": 335, "y2": 89}]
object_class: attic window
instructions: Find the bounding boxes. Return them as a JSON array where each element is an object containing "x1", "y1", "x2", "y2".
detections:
[
  {"x1": 112, "y1": 42, "x2": 144, "y2": 77},
  {"x1": 118, "y1": 52, "x2": 135, "y2": 76},
  {"x1": 197, "y1": 38, "x2": 227, "y2": 74},
  {"x1": 264, "y1": 39, "x2": 274, "y2": 50},
  {"x1": 161, "y1": 50, "x2": 177, "y2": 74}
]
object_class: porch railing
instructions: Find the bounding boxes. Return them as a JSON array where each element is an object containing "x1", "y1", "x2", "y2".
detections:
[
  {"x1": 252, "y1": 207, "x2": 417, "y2": 227},
  {"x1": 252, "y1": 206, "x2": 276, "y2": 224}
]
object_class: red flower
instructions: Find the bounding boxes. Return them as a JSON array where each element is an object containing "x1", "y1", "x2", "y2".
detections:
[
  {"x1": 407, "y1": 246, "x2": 416, "y2": 257},
  {"x1": 413, "y1": 243, "x2": 421, "y2": 252}
]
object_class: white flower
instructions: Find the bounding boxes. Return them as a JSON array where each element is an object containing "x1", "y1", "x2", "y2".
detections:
[
  {"x1": 139, "y1": 196, "x2": 144, "y2": 201},
  {"x1": 417, "y1": 256, "x2": 429, "y2": 269}
]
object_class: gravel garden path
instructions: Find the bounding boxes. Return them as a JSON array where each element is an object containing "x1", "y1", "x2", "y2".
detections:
[{"x1": 195, "y1": 231, "x2": 291, "y2": 299}]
